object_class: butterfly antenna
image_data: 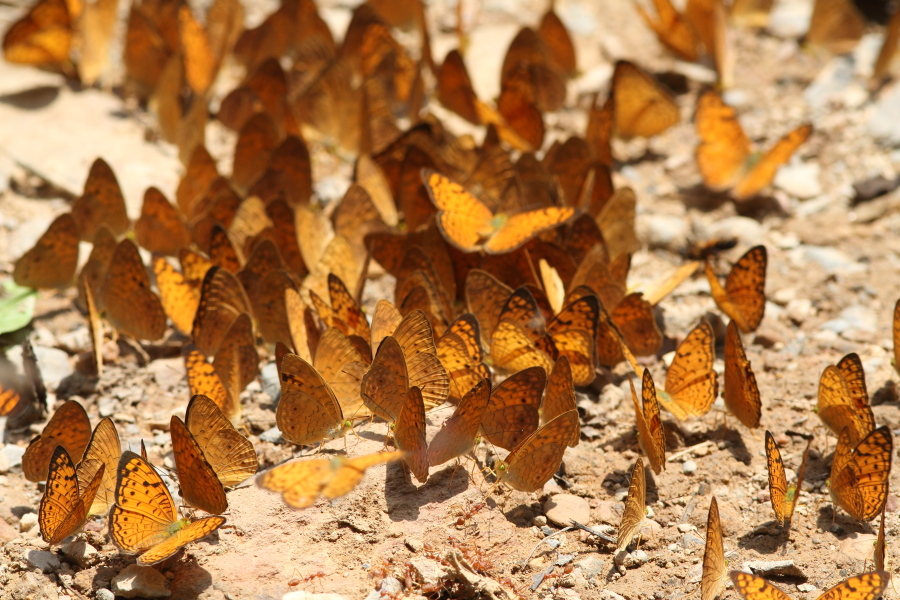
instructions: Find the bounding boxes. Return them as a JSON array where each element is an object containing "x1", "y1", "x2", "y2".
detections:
[{"x1": 523, "y1": 248, "x2": 542, "y2": 293}]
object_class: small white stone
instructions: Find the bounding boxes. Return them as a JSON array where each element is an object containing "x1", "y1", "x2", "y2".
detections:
[
  {"x1": 19, "y1": 512, "x2": 38, "y2": 532},
  {"x1": 682, "y1": 460, "x2": 697, "y2": 475}
]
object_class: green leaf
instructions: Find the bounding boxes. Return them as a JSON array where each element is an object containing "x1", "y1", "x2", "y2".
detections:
[{"x1": 0, "y1": 279, "x2": 37, "y2": 335}]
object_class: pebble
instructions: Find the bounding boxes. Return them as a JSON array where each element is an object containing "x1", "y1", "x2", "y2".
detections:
[
  {"x1": 804, "y1": 56, "x2": 856, "y2": 109},
  {"x1": 821, "y1": 305, "x2": 878, "y2": 336},
  {"x1": 544, "y1": 494, "x2": 591, "y2": 528},
  {"x1": 20, "y1": 512, "x2": 38, "y2": 532},
  {"x1": 767, "y1": 0, "x2": 812, "y2": 38},
  {"x1": 575, "y1": 556, "x2": 606, "y2": 579},
  {"x1": 641, "y1": 215, "x2": 688, "y2": 251},
  {"x1": 600, "y1": 591, "x2": 627, "y2": 600},
  {"x1": 0, "y1": 517, "x2": 18, "y2": 542},
  {"x1": 146, "y1": 358, "x2": 185, "y2": 392},
  {"x1": 111, "y1": 565, "x2": 171, "y2": 598},
  {"x1": 95, "y1": 590, "x2": 115, "y2": 600},
  {"x1": 409, "y1": 557, "x2": 447, "y2": 589},
  {"x1": 24, "y1": 549, "x2": 61, "y2": 573},
  {"x1": 682, "y1": 533, "x2": 705, "y2": 548},
  {"x1": 677, "y1": 524, "x2": 693, "y2": 533},
  {"x1": 260, "y1": 362, "x2": 281, "y2": 404},
  {"x1": 868, "y1": 83, "x2": 900, "y2": 145},
  {"x1": 785, "y1": 299, "x2": 813, "y2": 324},
  {"x1": 404, "y1": 538, "x2": 423, "y2": 553},
  {"x1": 774, "y1": 162, "x2": 822, "y2": 199},
  {"x1": 98, "y1": 397, "x2": 117, "y2": 418},
  {"x1": 682, "y1": 460, "x2": 697, "y2": 475},
  {"x1": 801, "y1": 246, "x2": 865, "y2": 275},
  {"x1": 61, "y1": 539, "x2": 98, "y2": 568},
  {"x1": 702, "y1": 217, "x2": 764, "y2": 247},
  {"x1": 621, "y1": 549, "x2": 649, "y2": 568},
  {"x1": 11, "y1": 344, "x2": 73, "y2": 389},
  {"x1": 797, "y1": 584, "x2": 819, "y2": 593},
  {"x1": 259, "y1": 426, "x2": 283, "y2": 444}
]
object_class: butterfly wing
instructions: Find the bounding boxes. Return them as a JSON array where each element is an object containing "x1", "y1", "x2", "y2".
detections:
[
  {"x1": 23, "y1": 400, "x2": 92, "y2": 482},
  {"x1": 631, "y1": 369, "x2": 666, "y2": 474},
  {"x1": 14, "y1": 213, "x2": 80, "y2": 289},
  {"x1": 617, "y1": 458, "x2": 646, "y2": 552},
  {"x1": 76, "y1": 418, "x2": 121, "y2": 516},
  {"x1": 428, "y1": 379, "x2": 491, "y2": 466},
  {"x1": 276, "y1": 354, "x2": 346, "y2": 446},
  {"x1": 392, "y1": 310, "x2": 450, "y2": 410},
  {"x1": 817, "y1": 365, "x2": 873, "y2": 447},
  {"x1": 830, "y1": 426, "x2": 893, "y2": 521},
  {"x1": 421, "y1": 169, "x2": 494, "y2": 252},
  {"x1": 764, "y1": 431, "x2": 787, "y2": 525},
  {"x1": 612, "y1": 60, "x2": 679, "y2": 139},
  {"x1": 186, "y1": 394, "x2": 257, "y2": 488},
  {"x1": 695, "y1": 89, "x2": 751, "y2": 190},
  {"x1": 481, "y1": 366, "x2": 545, "y2": 451},
  {"x1": 437, "y1": 314, "x2": 491, "y2": 403},
  {"x1": 660, "y1": 321, "x2": 718, "y2": 419},
  {"x1": 170, "y1": 416, "x2": 228, "y2": 515},
  {"x1": 495, "y1": 410, "x2": 578, "y2": 492},
  {"x1": 701, "y1": 497, "x2": 726, "y2": 600},
  {"x1": 722, "y1": 245, "x2": 767, "y2": 333},
  {"x1": 361, "y1": 336, "x2": 409, "y2": 422},
  {"x1": 40, "y1": 447, "x2": 91, "y2": 544},
  {"x1": 733, "y1": 124, "x2": 811, "y2": 200},
  {"x1": 102, "y1": 239, "x2": 167, "y2": 341},
  {"x1": 723, "y1": 321, "x2": 761, "y2": 429},
  {"x1": 548, "y1": 295, "x2": 599, "y2": 386},
  {"x1": 136, "y1": 516, "x2": 226, "y2": 565},
  {"x1": 541, "y1": 357, "x2": 579, "y2": 447},
  {"x1": 485, "y1": 206, "x2": 575, "y2": 254},
  {"x1": 110, "y1": 452, "x2": 179, "y2": 554},
  {"x1": 729, "y1": 572, "x2": 793, "y2": 600},
  {"x1": 394, "y1": 387, "x2": 429, "y2": 483},
  {"x1": 322, "y1": 451, "x2": 407, "y2": 501}
]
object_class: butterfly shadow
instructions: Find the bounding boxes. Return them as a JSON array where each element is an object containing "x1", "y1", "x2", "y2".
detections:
[
  {"x1": 0, "y1": 85, "x2": 61, "y2": 110},
  {"x1": 708, "y1": 422, "x2": 752, "y2": 465},
  {"x1": 383, "y1": 461, "x2": 470, "y2": 522},
  {"x1": 680, "y1": 185, "x2": 788, "y2": 219},
  {"x1": 814, "y1": 504, "x2": 877, "y2": 537},
  {"x1": 160, "y1": 554, "x2": 217, "y2": 597}
]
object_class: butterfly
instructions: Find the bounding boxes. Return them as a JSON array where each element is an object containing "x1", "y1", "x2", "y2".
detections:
[
  {"x1": 184, "y1": 346, "x2": 242, "y2": 425},
  {"x1": 658, "y1": 321, "x2": 718, "y2": 420},
  {"x1": 542, "y1": 357, "x2": 579, "y2": 447},
  {"x1": 480, "y1": 366, "x2": 546, "y2": 452},
  {"x1": 102, "y1": 239, "x2": 167, "y2": 341},
  {"x1": 436, "y1": 314, "x2": 491, "y2": 403},
  {"x1": 310, "y1": 273, "x2": 371, "y2": 343},
  {"x1": 730, "y1": 571, "x2": 889, "y2": 600},
  {"x1": 427, "y1": 378, "x2": 491, "y2": 467},
  {"x1": 276, "y1": 354, "x2": 355, "y2": 447},
  {"x1": 421, "y1": 169, "x2": 575, "y2": 254},
  {"x1": 0, "y1": 383, "x2": 24, "y2": 418},
  {"x1": 873, "y1": 7, "x2": 900, "y2": 82},
  {"x1": 22, "y1": 400, "x2": 92, "y2": 482},
  {"x1": 723, "y1": 320, "x2": 761, "y2": 429},
  {"x1": 491, "y1": 287, "x2": 599, "y2": 386},
  {"x1": 256, "y1": 451, "x2": 406, "y2": 509},
  {"x1": 875, "y1": 503, "x2": 886, "y2": 571},
  {"x1": 394, "y1": 387, "x2": 429, "y2": 483},
  {"x1": 493, "y1": 410, "x2": 579, "y2": 493},
  {"x1": 170, "y1": 414, "x2": 228, "y2": 515},
  {"x1": 184, "y1": 394, "x2": 256, "y2": 488},
  {"x1": 612, "y1": 60, "x2": 679, "y2": 139},
  {"x1": 701, "y1": 497, "x2": 726, "y2": 600},
  {"x1": 153, "y1": 256, "x2": 201, "y2": 336},
  {"x1": 78, "y1": 225, "x2": 118, "y2": 311},
  {"x1": 212, "y1": 313, "x2": 259, "y2": 394},
  {"x1": 78, "y1": 273, "x2": 104, "y2": 377},
  {"x1": 39, "y1": 446, "x2": 105, "y2": 545},
  {"x1": 765, "y1": 432, "x2": 812, "y2": 527},
  {"x1": 109, "y1": 452, "x2": 226, "y2": 565},
  {"x1": 817, "y1": 355, "x2": 874, "y2": 447},
  {"x1": 617, "y1": 458, "x2": 647, "y2": 553},
  {"x1": 76, "y1": 417, "x2": 121, "y2": 516},
  {"x1": 629, "y1": 369, "x2": 666, "y2": 474},
  {"x1": 14, "y1": 213, "x2": 80, "y2": 289},
  {"x1": 135, "y1": 188, "x2": 192, "y2": 257},
  {"x1": 806, "y1": 0, "x2": 865, "y2": 54},
  {"x1": 705, "y1": 245, "x2": 767, "y2": 333},
  {"x1": 830, "y1": 425, "x2": 892, "y2": 522},
  {"x1": 176, "y1": 145, "x2": 219, "y2": 219},
  {"x1": 192, "y1": 266, "x2": 253, "y2": 357},
  {"x1": 695, "y1": 91, "x2": 812, "y2": 200},
  {"x1": 72, "y1": 158, "x2": 130, "y2": 242}
]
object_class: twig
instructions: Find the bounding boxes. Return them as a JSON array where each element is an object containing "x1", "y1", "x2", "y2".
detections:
[
  {"x1": 569, "y1": 520, "x2": 616, "y2": 544},
  {"x1": 666, "y1": 440, "x2": 714, "y2": 463}
]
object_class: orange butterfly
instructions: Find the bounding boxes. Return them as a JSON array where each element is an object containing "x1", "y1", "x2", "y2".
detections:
[
  {"x1": 428, "y1": 378, "x2": 491, "y2": 467},
  {"x1": 830, "y1": 425, "x2": 892, "y2": 521},
  {"x1": 723, "y1": 320, "x2": 761, "y2": 429},
  {"x1": 695, "y1": 90, "x2": 812, "y2": 200},
  {"x1": 421, "y1": 169, "x2": 575, "y2": 254},
  {"x1": 14, "y1": 213, "x2": 79, "y2": 289},
  {"x1": 436, "y1": 314, "x2": 491, "y2": 403},
  {"x1": 76, "y1": 417, "x2": 121, "y2": 516},
  {"x1": 630, "y1": 369, "x2": 666, "y2": 474},
  {"x1": 765, "y1": 431, "x2": 812, "y2": 527},
  {"x1": 731, "y1": 571, "x2": 889, "y2": 600},
  {"x1": 658, "y1": 321, "x2": 718, "y2": 420},
  {"x1": 276, "y1": 354, "x2": 355, "y2": 447},
  {"x1": 39, "y1": 446, "x2": 105, "y2": 545},
  {"x1": 493, "y1": 410, "x2": 579, "y2": 493},
  {"x1": 705, "y1": 245, "x2": 767, "y2": 333},
  {"x1": 22, "y1": 400, "x2": 92, "y2": 482},
  {"x1": 612, "y1": 61, "x2": 679, "y2": 139},
  {"x1": 102, "y1": 239, "x2": 167, "y2": 341},
  {"x1": 817, "y1": 354, "x2": 874, "y2": 447},
  {"x1": 806, "y1": 0, "x2": 865, "y2": 54},
  {"x1": 135, "y1": 187, "x2": 192, "y2": 256},
  {"x1": 480, "y1": 366, "x2": 546, "y2": 452}
]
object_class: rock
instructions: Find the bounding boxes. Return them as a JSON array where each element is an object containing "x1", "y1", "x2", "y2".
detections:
[
  {"x1": 97, "y1": 397, "x2": 117, "y2": 418},
  {"x1": 702, "y1": 217, "x2": 763, "y2": 247},
  {"x1": 641, "y1": 215, "x2": 688, "y2": 251},
  {"x1": 24, "y1": 549, "x2": 61, "y2": 573},
  {"x1": 111, "y1": 564, "x2": 171, "y2": 598},
  {"x1": 677, "y1": 523, "x2": 693, "y2": 533},
  {"x1": 804, "y1": 56, "x2": 856, "y2": 109},
  {"x1": 12, "y1": 345, "x2": 73, "y2": 389},
  {"x1": 682, "y1": 533, "x2": 705, "y2": 548},
  {"x1": 6, "y1": 572, "x2": 60, "y2": 600},
  {"x1": 801, "y1": 246, "x2": 865, "y2": 275},
  {"x1": 146, "y1": 358, "x2": 186, "y2": 392},
  {"x1": 682, "y1": 460, "x2": 697, "y2": 475},
  {"x1": 60, "y1": 539, "x2": 99, "y2": 568},
  {"x1": 20, "y1": 512, "x2": 38, "y2": 532},
  {"x1": 821, "y1": 305, "x2": 878, "y2": 336},
  {"x1": 839, "y1": 533, "x2": 877, "y2": 561},
  {"x1": 259, "y1": 426, "x2": 283, "y2": 444},
  {"x1": 0, "y1": 444, "x2": 25, "y2": 469},
  {"x1": 575, "y1": 555, "x2": 606, "y2": 579},
  {"x1": 409, "y1": 557, "x2": 448, "y2": 588},
  {"x1": 95, "y1": 590, "x2": 115, "y2": 600},
  {"x1": 597, "y1": 384, "x2": 625, "y2": 413},
  {"x1": 0, "y1": 517, "x2": 18, "y2": 542},
  {"x1": 379, "y1": 577, "x2": 401, "y2": 595},
  {"x1": 797, "y1": 584, "x2": 819, "y2": 593},
  {"x1": 404, "y1": 538, "x2": 423, "y2": 553},
  {"x1": 544, "y1": 494, "x2": 591, "y2": 527},
  {"x1": 774, "y1": 162, "x2": 822, "y2": 199},
  {"x1": 261, "y1": 362, "x2": 281, "y2": 404},
  {"x1": 868, "y1": 83, "x2": 900, "y2": 145},
  {"x1": 785, "y1": 299, "x2": 813, "y2": 324},
  {"x1": 767, "y1": 0, "x2": 812, "y2": 38},
  {"x1": 533, "y1": 515, "x2": 547, "y2": 527},
  {"x1": 600, "y1": 590, "x2": 627, "y2": 600}
]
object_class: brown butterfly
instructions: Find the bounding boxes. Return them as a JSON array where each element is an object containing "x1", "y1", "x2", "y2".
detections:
[
  {"x1": 723, "y1": 320, "x2": 761, "y2": 428},
  {"x1": 705, "y1": 245, "x2": 767, "y2": 333},
  {"x1": 170, "y1": 414, "x2": 228, "y2": 515},
  {"x1": 23, "y1": 400, "x2": 92, "y2": 482},
  {"x1": 830, "y1": 425, "x2": 892, "y2": 521},
  {"x1": 695, "y1": 91, "x2": 812, "y2": 200},
  {"x1": 617, "y1": 458, "x2": 647, "y2": 553},
  {"x1": 394, "y1": 386, "x2": 429, "y2": 483},
  {"x1": 72, "y1": 158, "x2": 129, "y2": 241},
  {"x1": 731, "y1": 570, "x2": 889, "y2": 600},
  {"x1": 310, "y1": 273, "x2": 371, "y2": 343},
  {"x1": 75, "y1": 417, "x2": 121, "y2": 516},
  {"x1": 184, "y1": 345, "x2": 241, "y2": 425},
  {"x1": 630, "y1": 369, "x2": 666, "y2": 474},
  {"x1": 701, "y1": 497, "x2": 726, "y2": 600},
  {"x1": 765, "y1": 431, "x2": 812, "y2": 527},
  {"x1": 806, "y1": 0, "x2": 865, "y2": 54},
  {"x1": 658, "y1": 321, "x2": 718, "y2": 420},
  {"x1": 276, "y1": 354, "x2": 354, "y2": 447},
  {"x1": 437, "y1": 314, "x2": 491, "y2": 403},
  {"x1": 184, "y1": 394, "x2": 257, "y2": 488},
  {"x1": 873, "y1": 7, "x2": 900, "y2": 82},
  {"x1": 136, "y1": 187, "x2": 192, "y2": 256},
  {"x1": 39, "y1": 446, "x2": 105, "y2": 545},
  {"x1": 731, "y1": 0, "x2": 774, "y2": 28},
  {"x1": 102, "y1": 239, "x2": 167, "y2": 341},
  {"x1": 817, "y1": 355, "x2": 874, "y2": 447},
  {"x1": 493, "y1": 410, "x2": 579, "y2": 493},
  {"x1": 480, "y1": 366, "x2": 546, "y2": 452},
  {"x1": 541, "y1": 357, "x2": 579, "y2": 447},
  {"x1": 14, "y1": 213, "x2": 79, "y2": 289},
  {"x1": 612, "y1": 61, "x2": 679, "y2": 139},
  {"x1": 427, "y1": 378, "x2": 491, "y2": 467},
  {"x1": 192, "y1": 266, "x2": 253, "y2": 356}
]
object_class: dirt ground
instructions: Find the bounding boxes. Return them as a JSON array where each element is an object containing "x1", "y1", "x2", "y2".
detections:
[{"x1": 2, "y1": 0, "x2": 900, "y2": 599}]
